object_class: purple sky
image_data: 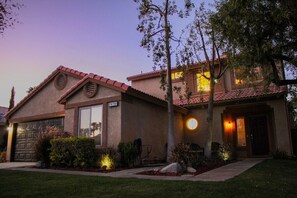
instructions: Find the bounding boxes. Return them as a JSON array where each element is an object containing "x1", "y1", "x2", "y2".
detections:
[{"x1": 0, "y1": 0, "x2": 207, "y2": 107}]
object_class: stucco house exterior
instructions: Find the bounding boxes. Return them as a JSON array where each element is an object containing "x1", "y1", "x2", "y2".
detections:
[
  {"x1": 5, "y1": 63, "x2": 293, "y2": 162},
  {"x1": 127, "y1": 63, "x2": 293, "y2": 158},
  {"x1": 5, "y1": 66, "x2": 186, "y2": 162}
]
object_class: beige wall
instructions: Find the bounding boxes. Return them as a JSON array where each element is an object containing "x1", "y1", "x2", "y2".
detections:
[
  {"x1": 183, "y1": 106, "x2": 225, "y2": 147},
  {"x1": 267, "y1": 99, "x2": 292, "y2": 155},
  {"x1": 10, "y1": 75, "x2": 79, "y2": 121},
  {"x1": 131, "y1": 77, "x2": 187, "y2": 101},
  {"x1": 106, "y1": 102, "x2": 121, "y2": 148},
  {"x1": 64, "y1": 108, "x2": 75, "y2": 134},
  {"x1": 66, "y1": 85, "x2": 121, "y2": 105},
  {"x1": 121, "y1": 96, "x2": 184, "y2": 161}
]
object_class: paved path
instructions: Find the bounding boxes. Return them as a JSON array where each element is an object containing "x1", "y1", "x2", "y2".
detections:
[{"x1": 0, "y1": 158, "x2": 265, "y2": 182}]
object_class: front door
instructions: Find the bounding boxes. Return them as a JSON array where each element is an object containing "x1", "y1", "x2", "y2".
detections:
[{"x1": 248, "y1": 115, "x2": 270, "y2": 156}]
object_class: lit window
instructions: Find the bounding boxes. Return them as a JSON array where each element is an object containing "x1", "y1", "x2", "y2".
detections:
[
  {"x1": 236, "y1": 117, "x2": 246, "y2": 147},
  {"x1": 196, "y1": 71, "x2": 210, "y2": 91},
  {"x1": 234, "y1": 67, "x2": 263, "y2": 85},
  {"x1": 78, "y1": 105, "x2": 103, "y2": 146},
  {"x1": 171, "y1": 72, "x2": 183, "y2": 80}
]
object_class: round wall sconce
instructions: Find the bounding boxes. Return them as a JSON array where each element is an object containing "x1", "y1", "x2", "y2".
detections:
[{"x1": 186, "y1": 118, "x2": 198, "y2": 130}]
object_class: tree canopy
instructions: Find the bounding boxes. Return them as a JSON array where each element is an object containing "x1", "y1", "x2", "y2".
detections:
[
  {"x1": 211, "y1": 0, "x2": 297, "y2": 85},
  {"x1": 0, "y1": 0, "x2": 22, "y2": 35}
]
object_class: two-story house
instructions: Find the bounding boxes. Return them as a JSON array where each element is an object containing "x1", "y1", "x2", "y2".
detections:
[
  {"x1": 127, "y1": 63, "x2": 292, "y2": 158},
  {"x1": 5, "y1": 63, "x2": 293, "y2": 162}
]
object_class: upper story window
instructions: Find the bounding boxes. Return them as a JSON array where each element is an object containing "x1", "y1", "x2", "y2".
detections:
[
  {"x1": 78, "y1": 105, "x2": 103, "y2": 146},
  {"x1": 171, "y1": 72, "x2": 183, "y2": 80},
  {"x1": 196, "y1": 71, "x2": 210, "y2": 92},
  {"x1": 234, "y1": 67, "x2": 263, "y2": 85}
]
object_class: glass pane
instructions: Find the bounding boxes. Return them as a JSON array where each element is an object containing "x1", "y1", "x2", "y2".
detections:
[
  {"x1": 197, "y1": 72, "x2": 210, "y2": 91},
  {"x1": 91, "y1": 105, "x2": 103, "y2": 146},
  {"x1": 236, "y1": 117, "x2": 246, "y2": 147},
  {"x1": 79, "y1": 108, "x2": 90, "y2": 137}
]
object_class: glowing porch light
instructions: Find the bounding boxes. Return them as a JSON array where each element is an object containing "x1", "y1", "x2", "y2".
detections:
[{"x1": 186, "y1": 118, "x2": 198, "y2": 130}]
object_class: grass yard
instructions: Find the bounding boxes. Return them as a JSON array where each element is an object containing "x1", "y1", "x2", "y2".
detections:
[{"x1": 0, "y1": 159, "x2": 296, "y2": 198}]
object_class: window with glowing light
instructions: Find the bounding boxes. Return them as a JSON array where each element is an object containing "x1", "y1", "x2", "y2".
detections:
[
  {"x1": 236, "y1": 117, "x2": 246, "y2": 147},
  {"x1": 171, "y1": 72, "x2": 183, "y2": 80},
  {"x1": 234, "y1": 67, "x2": 263, "y2": 85},
  {"x1": 196, "y1": 71, "x2": 210, "y2": 91},
  {"x1": 78, "y1": 105, "x2": 103, "y2": 146}
]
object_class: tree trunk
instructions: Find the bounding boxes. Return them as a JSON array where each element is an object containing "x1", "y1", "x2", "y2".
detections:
[
  {"x1": 164, "y1": 0, "x2": 175, "y2": 162},
  {"x1": 205, "y1": 77, "x2": 215, "y2": 158}
]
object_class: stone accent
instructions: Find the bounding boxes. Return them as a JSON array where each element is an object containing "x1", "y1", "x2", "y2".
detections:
[{"x1": 160, "y1": 162, "x2": 183, "y2": 174}]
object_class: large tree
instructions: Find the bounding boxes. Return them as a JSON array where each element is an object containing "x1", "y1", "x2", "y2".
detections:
[
  {"x1": 0, "y1": 0, "x2": 22, "y2": 35},
  {"x1": 211, "y1": 0, "x2": 297, "y2": 85},
  {"x1": 134, "y1": 0, "x2": 193, "y2": 161},
  {"x1": 177, "y1": 4, "x2": 227, "y2": 158}
]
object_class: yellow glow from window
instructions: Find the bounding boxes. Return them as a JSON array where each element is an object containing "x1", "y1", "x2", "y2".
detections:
[
  {"x1": 197, "y1": 72, "x2": 210, "y2": 91},
  {"x1": 186, "y1": 118, "x2": 198, "y2": 130},
  {"x1": 171, "y1": 72, "x2": 183, "y2": 80},
  {"x1": 100, "y1": 154, "x2": 113, "y2": 170}
]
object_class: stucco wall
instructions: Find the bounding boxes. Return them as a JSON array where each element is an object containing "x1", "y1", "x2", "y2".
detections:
[
  {"x1": 10, "y1": 75, "x2": 79, "y2": 121},
  {"x1": 66, "y1": 85, "x2": 121, "y2": 105},
  {"x1": 183, "y1": 106, "x2": 225, "y2": 148},
  {"x1": 64, "y1": 108, "x2": 75, "y2": 134},
  {"x1": 106, "y1": 103, "x2": 121, "y2": 148},
  {"x1": 267, "y1": 99, "x2": 292, "y2": 154},
  {"x1": 131, "y1": 77, "x2": 186, "y2": 101},
  {"x1": 121, "y1": 96, "x2": 184, "y2": 161},
  {"x1": 64, "y1": 84, "x2": 122, "y2": 148}
]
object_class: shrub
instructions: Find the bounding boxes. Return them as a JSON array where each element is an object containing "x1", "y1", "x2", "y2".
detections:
[
  {"x1": 118, "y1": 142, "x2": 138, "y2": 167},
  {"x1": 171, "y1": 143, "x2": 196, "y2": 166},
  {"x1": 217, "y1": 143, "x2": 233, "y2": 161},
  {"x1": 50, "y1": 137, "x2": 96, "y2": 168},
  {"x1": 271, "y1": 149, "x2": 289, "y2": 159},
  {"x1": 0, "y1": 152, "x2": 6, "y2": 163},
  {"x1": 34, "y1": 126, "x2": 70, "y2": 167}
]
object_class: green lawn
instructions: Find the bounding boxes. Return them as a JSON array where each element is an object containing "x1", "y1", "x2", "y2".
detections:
[{"x1": 0, "y1": 159, "x2": 296, "y2": 198}]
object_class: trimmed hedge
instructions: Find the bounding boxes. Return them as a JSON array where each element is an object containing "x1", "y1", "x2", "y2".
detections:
[{"x1": 50, "y1": 137, "x2": 96, "y2": 168}]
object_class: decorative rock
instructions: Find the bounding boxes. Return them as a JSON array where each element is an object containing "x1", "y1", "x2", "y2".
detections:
[
  {"x1": 187, "y1": 166, "x2": 197, "y2": 173},
  {"x1": 160, "y1": 162, "x2": 183, "y2": 174}
]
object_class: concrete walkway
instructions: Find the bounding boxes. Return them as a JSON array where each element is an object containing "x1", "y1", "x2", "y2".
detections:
[{"x1": 0, "y1": 158, "x2": 265, "y2": 182}]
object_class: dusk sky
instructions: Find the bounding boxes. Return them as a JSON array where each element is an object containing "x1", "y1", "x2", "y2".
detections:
[{"x1": 0, "y1": 0, "x2": 208, "y2": 107}]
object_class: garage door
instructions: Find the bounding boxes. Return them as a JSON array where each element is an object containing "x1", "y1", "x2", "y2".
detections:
[{"x1": 14, "y1": 118, "x2": 64, "y2": 162}]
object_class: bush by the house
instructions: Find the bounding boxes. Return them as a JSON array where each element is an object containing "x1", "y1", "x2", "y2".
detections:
[
  {"x1": 217, "y1": 143, "x2": 233, "y2": 161},
  {"x1": 34, "y1": 126, "x2": 70, "y2": 167},
  {"x1": 0, "y1": 131, "x2": 8, "y2": 151},
  {"x1": 0, "y1": 152, "x2": 6, "y2": 163},
  {"x1": 271, "y1": 149, "x2": 289, "y2": 159},
  {"x1": 118, "y1": 141, "x2": 138, "y2": 167},
  {"x1": 171, "y1": 143, "x2": 193, "y2": 166},
  {"x1": 50, "y1": 137, "x2": 96, "y2": 168}
]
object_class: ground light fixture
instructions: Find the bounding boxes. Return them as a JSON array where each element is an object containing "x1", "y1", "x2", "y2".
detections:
[{"x1": 186, "y1": 118, "x2": 198, "y2": 130}]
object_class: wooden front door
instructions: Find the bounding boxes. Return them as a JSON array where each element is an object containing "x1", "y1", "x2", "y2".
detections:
[{"x1": 248, "y1": 115, "x2": 270, "y2": 156}]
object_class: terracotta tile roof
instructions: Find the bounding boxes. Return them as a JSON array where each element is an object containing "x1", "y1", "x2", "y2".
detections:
[
  {"x1": 5, "y1": 66, "x2": 87, "y2": 119},
  {"x1": 174, "y1": 85, "x2": 287, "y2": 106}
]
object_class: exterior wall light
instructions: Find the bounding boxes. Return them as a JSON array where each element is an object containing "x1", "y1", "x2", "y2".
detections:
[{"x1": 186, "y1": 118, "x2": 198, "y2": 130}]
